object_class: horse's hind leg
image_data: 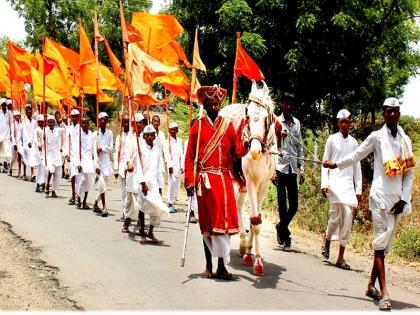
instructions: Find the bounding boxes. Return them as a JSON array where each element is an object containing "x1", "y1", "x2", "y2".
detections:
[{"x1": 236, "y1": 190, "x2": 247, "y2": 255}]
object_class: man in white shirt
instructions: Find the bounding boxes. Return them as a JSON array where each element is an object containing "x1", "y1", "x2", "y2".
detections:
[
  {"x1": 34, "y1": 114, "x2": 47, "y2": 193},
  {"x1": 0, "y1": 98, "x2": 12, "y2": 173},
  {"x1": 320, "y1": 109, "x2": 362, "y2": 270},
  {"x1": 323, "y1": 97, "x2": 415, "y2": 311},
  {"x1": 121, "y1": 112, "x2": 147, "y2": 232},
  {"x1": 75, "y1": 117, "x2": 97, "y2": 209},
  {"x1": 68, "y1": 109, "x2": 81, "y2": 205},
  {"x1": 152, "y1": 115, "x2": 167, "y2": 172},
  {"x1": 45, "y1": 115, "x2": 65, "y2": 198},
  {"x1": 10, "y1": 110, "x2": 23, "y2": 177},
  {"x1": 138, "y1": 124, "x2": 167, "y2": 244},
  {"x1": 165, "y1": 122, "x2": 183, "y2": 213},
  {"x1": 22, "y1": 104, "x2": 37, "y2": 181},
  {"x1": 93, "y1": 112, "x2": 113, "y2": 217}
]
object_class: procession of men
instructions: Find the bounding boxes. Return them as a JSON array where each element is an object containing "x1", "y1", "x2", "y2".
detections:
[{"x1": 0, "y1": 89, "x2": 415, "y2": 311}]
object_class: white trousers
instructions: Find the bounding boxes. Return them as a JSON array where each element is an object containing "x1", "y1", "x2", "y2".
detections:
[
  {"x1": 204, "y1": 235, "x2": 231, "y2": 264},
  {"x1": 119, "y1": 177, "x2": 127, "y2": 215},
  {"x1": 48, "y1": 165, "x2": 62, "y2": 192},
  {"x1": 0, "y1": 141, "x2": 11, "y2": 163},
  {"x1": 167, "y1": 175, "x2": 181, "y2": 204},
  {"x1": 95, "y1": 175, "x2": 108, "y2": 201},
  {"x1": 76, "y1": 172, "x2": 93, "y2": 197},
  {"x1": 369, "y1": 197, "x2": 401, "y2": 254},
  {"x1": 36, "y1": 165, "x2": 47, "y2": 184},
  {"x1": 326, "y1": 203, "x2": 353, "y2": 247}
]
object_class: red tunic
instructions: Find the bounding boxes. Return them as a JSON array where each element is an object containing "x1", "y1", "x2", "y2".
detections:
[{"x1": 184, "y1": 116, "x2": 248, "y2": 235}]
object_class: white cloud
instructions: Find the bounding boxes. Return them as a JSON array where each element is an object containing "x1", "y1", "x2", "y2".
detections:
[
  {"x1": 151, "y1": 0, "x2": 168, "y2": 13},
  {"x1": 401, "y1": 75, "x2": 420, "y2": 118},
  {"x1": 0, "y1": 0, "x2": 27, "y2": 41}
]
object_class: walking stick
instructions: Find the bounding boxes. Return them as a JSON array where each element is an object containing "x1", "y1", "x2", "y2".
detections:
[{"x1": 181, "y1": 104, "x2": 203, "y2": 267}]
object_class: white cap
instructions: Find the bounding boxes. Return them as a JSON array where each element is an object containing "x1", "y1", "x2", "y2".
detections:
[
  {"x1": 134, "y1": 112, "x2": 145, "y2": 122},
  {"x1": 336, "y1": 109, "x2": 351, "y2": 119},
  {"x1": 13, "y1": 110, "x2": 21, "y2": 116},
  {"x1": 6, "y1": 99, "x2": 12, "y2": 105},
  {"x1": 70, "y1": 109, "x2": 80, "y2": 116},
  {"x1": 169, "y1": 122, "x2": 178, "y2": 129},
  {"x1": 25, "y1": 104, "x2": 32, "y2": 109},
  {"x1": 0, "y1": 98, "x2": 7, "y2": 105},
  {"x1": 143, "y1": 124, "x2": 156, "y2": 134},
  {"x1": 47, "y1": 115, "x2": 55, "y2": 121},
  {"x1": 98, "y1": 112, "x2": 108, "y2": 119},
  {"x1": 383, "y1": 97, "x2": 400, "y2": 107},
  {"x1": 37, "y1": 114, "x2": 44, "y2": 121}
]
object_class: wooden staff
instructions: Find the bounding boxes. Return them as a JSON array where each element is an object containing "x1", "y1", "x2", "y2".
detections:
[
  {"x1": 231, "y1": 32, "x2": 240, "y2": 103},
  {"x1": 181, "y1": 104, "x2": 204, "y2": 267}
]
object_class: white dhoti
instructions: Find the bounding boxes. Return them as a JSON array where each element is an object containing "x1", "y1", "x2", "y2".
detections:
[
  {"x1": 139, "y1": 184, "x2": 169, "y2": 226},
  {"x1": 36, "y1": 164, "x2": 47, "y2": 184},
  {"x1": 95, "y1": 175, "x2": 108, "y2": 201},
  {"x1": 369, "y1": 196, "x2": 401, "y2": 254},
  {"x1": 124, "y1": 191, "x2": 140, "y2": 220},
  {"x1": 167, "y1": 174, "x2": 181, "y2": 204},
  {"x1": 70, "y1": 161, "x2": 78, "y2": 178},
  {"x1": 76, "y1": 172, "x2": 93, "y2": 197},
  {"x1": 204, "y1": 235, "x2": 231, "y2": 264},
  {"x1": 326, "y1": 203, "x2": 353, "y2": 247},
  {"x1": 22, "y1": 146, "x2": 30, "y2": 166},
  {"x1": 0, "y1": 141, "x2": 11, "y2": 163},
  {"x1": 119, "y1": 177, "x2": 127, "y2": 216},
  {"x1": 48, "y1": 165, "x2": 62, "y2": 192},
  {"x1": 11, "y1": 145, "x2": 23, "y2": 166}
]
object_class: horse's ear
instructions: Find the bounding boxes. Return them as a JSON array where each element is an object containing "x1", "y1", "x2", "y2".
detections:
[
  {"x1": 250, "y1": 79, "x2": 257, "y2": 95},
  {"x1": 261, "y1": 80, "x2": 269, "y2": 96}
]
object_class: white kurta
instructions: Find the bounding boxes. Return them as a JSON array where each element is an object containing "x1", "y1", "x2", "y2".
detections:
[
  {"x1": 154, "y1": 129, "x2": 167, "y2": 173},
  {"x1": 45, "y1": 127, "x2": 65, "y2": 171},
  {"x1": 33, "y1": 126, "x2": 47, "y2": 184},
  {"x1": 336, "y1": 125, "x2": 414, "y2": 252},
  {"x1": 114, "y1": 131, "x2": 132, "y2": 215},
  {"x1": 165, "y1": 136, "x2": 183, "y2": 204},
  {"x1": 75, "y1": 130, "x2": 97, "y2": 196},
  {"x1": 21, "y1": 117, "x2": 37, "y2": 165},
  {"x1": 95, "y1": 128, "x2": 113, "y2": 176},
  {"x1": 69, "y1": 123, "x2": 81, "y2": 178},
  {"x1": 321, "y1": 132, "x2": 362, "y2": 206},
  {"x1": 0, "y1": 109, "x2": 12, "y2": 162},
  {"x1": 138, "y1": 142, "x2": 168, "y2": 226},
  {"x1": 11, "y1": 120, "x2": 24, "y2": 159}
]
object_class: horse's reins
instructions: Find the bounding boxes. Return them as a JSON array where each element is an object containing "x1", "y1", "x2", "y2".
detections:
[{"x1": 245, "y1": 101, "x2": 274, "y2": 153}]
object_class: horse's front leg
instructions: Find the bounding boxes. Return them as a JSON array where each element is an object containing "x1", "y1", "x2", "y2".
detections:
[
  {"x1": 252, "y1": 179, "x2": 270, "y2": 276},
  {"x1": 242, "y1": 181, "x2": 258, "y2": 268},
  {"x1": 236, "y1": 189, "x2": 247, "y2": 256}
]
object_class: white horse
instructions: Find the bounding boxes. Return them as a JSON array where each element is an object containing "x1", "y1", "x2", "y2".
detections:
[{"x1": 220, "y1": 81, "x2": 278, "y2": 276}]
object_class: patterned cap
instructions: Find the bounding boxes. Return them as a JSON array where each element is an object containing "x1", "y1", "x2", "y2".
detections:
[{"x1": 197, "y1": 84, "x2": 227, "y2": 105}]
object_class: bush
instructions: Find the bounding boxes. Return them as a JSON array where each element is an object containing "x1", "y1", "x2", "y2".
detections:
[{"x1": 393, "y1": 229, "x2": 420, "y2": 261}]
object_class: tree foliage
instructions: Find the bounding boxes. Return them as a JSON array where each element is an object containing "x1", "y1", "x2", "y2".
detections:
[{"x1": 168, "y1": 0, "x2": 420, "y2": 130}]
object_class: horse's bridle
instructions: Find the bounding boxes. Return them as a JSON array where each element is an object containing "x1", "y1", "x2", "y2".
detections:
[{"x1": 245, "y1": 101, "x2": 274, "y2": 153}]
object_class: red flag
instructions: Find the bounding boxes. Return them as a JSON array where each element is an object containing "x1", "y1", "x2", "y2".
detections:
[{"x1": 234, "y1": 39, "x2": 264, "y2": 81}]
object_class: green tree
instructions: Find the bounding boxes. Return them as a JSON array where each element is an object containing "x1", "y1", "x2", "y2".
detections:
[{"x1": 168, "y1": 0, "x2": 420, "y2": 131}]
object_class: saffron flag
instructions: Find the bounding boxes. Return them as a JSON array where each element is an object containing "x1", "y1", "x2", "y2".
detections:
[
  {"x1": 79, "y1": 22, "x2": 95, "y2": 66},
  {"x1": 192, "y1": 28, "x2": 206, "y2": 72},
  {"x1": 104, "y1": 38, "x2": 124, "y2": 75},
  {"x1": 7, "y1": 41, "x2": 34, "y2": 83},
  {"x1": 155, "y1": 68, "x2": 190, "y2": 100},
  {"x1": 190, "y1": 75, "x2": 201, "y2": 103},
  {"x1": 127, "y1": 43, "x2": 177, "y2": 98},
  {"x1": 234, "y1": 40, "x2": 264, "y2": 81},
  {"x1": 126, "y1": 21, "x2": 143, "y2": 43}
]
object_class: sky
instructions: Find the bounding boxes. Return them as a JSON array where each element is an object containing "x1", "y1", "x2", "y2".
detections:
[{"x1": 0, "y1": 0, "x2": 419, "y2": 117}]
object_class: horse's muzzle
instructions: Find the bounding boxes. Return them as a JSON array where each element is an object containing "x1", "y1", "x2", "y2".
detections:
[{"x1": 250, "y1": 138, "x2": 262, "y2": 160}]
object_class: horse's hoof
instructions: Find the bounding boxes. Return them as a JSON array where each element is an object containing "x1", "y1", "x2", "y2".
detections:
[
  {"x1": 253, "y1": 260, "x2": 264, "y2": 276},
  {"x1": 243, "y1": 253, "x2": 254, "y2": 266}
]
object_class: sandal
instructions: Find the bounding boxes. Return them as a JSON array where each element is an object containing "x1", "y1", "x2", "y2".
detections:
[
  {"x1": 321, "y1": 244, "x2": 330, "y2": 260},
  {"x1": 365, "y1": 287, "x2": 382, "y2": 301},
  {"x1": 139, "y1": 236, "x2": 148, "y2": 244},
  {"x1": 147, "y1": 234, "x2": 159, "y2": 244},
  {"x1": 216, "y1": 270, "x2": 233, "y2": 280},
  {"x1": 378, "y1": 297, "x2": 392, "y2": 311},
  {"x1": 101, "y1": 209, "x2": 108, "y2": 217},
  {"x1": 121, "y1": 226, "x2": 129, "y2": 233},
  {"x1": 335, "y1": 259, "x2": 350, "y2": 270},
  {"x1": 82, "y1": 204, "x2": 90, "y2": 210}
]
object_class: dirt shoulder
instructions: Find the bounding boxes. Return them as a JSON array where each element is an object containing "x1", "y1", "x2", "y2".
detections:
[{"x1": 0, "y1": 220, "x2": 82, "y2": 311}]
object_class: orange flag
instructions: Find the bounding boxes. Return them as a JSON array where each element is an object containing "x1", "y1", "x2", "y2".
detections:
[
  {"x1": 79, "y1": 22, "x2": 95, "y2": 66},
  {"x1": 192, "y1": 28, "x2": 206, "y2": 72},
  {"x1": 234, "y1": 38, "x2": 264, "y2": 81},
  {"x1": 190, "y1": 75, "x2": 201, "y2": 103},
  {"x1": 156, "y1": 68, "x2": 190, "y2": 100},
  {"x1": 127, "y1": 43, "x2": 177, "y2": 97},
  {"x1": 7, "y1": 41, "x2": 34, "y2": 83},
  {"x1": 0, "y1": 57, "x2": 20, "y2": 101},
  {"x1": 126, "y1": 21, "x2": 143, "y2": 43},
  {"x1": 104, "y1": 37, "x2": 124, "y2": 75}
]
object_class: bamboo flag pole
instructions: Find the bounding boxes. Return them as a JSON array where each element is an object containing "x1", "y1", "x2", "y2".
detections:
[
  {"x1": 119, "y1": 0, "x2": 143, "y2": 169},
  {"x1": 94, "y1": 11, "x2": 100, "y2": 131},
  {"x1": 42, "y1": 46, "x2": 47, "y2": 167},
  {"x1": 231, "y1": 32, "x2": 240, "y2": 104}
]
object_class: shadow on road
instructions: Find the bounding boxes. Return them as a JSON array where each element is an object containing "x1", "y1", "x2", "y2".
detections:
[{"x1": 322, "y1": 260, "x2": 364, "y2": 273}]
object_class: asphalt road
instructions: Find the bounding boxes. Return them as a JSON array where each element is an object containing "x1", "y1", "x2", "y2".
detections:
[{"x1": 0, "y1": 172, "x2": 418, "y2": 311}]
